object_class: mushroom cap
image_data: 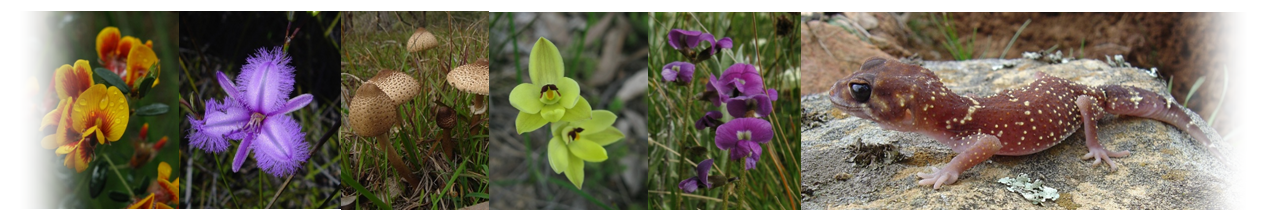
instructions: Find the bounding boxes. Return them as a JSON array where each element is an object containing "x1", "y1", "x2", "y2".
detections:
[
  {"x1": 349, "y1": 83, "x2": 397, "y2": 137},
  {"x1": 446, "y1": 59, "x2": 489, "y2": 95},
  {"x1": 407, "y1": 28, "x2": 439, "y2": 52},
  {"x1": 436, "y1": 103, "x2": 457, "y2": 129},
  {"x1": 368, "y1": 69, "x2": 421, "y2": 106}
]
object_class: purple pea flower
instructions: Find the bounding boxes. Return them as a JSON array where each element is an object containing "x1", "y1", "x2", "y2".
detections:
[
  {"x1": 187, "y1": 47, "x2": 313, "y2": 177},
  {"x1": 698, "y1": 74, "x2": 724, "y2": 106},
  {"x1": 678, "y1": 159, "x2": 714, "y2": 193},
  {"x1": 726, "y1": 94, "x2": 773, "y2": 118},
  {"x1": 715, "y1": 118, "x2": 773, "y2": 170},
  {"x1": 668, "y1": 29, "x2": 733, "y2": 63},
  {"x1": 667, "y1": 29, "x2": 705, "y2": 50},
  {"x1": 695, "y1": 35, "x2": 733, "y2": 61},
  {"x1": 716, "y1": 63, "x2": 765, "y2": 99},
  {"x1": 694, "y1": 110, "x2": 723, "y2": 130},
  {"x1": 661, "y1": 61, "x2": 695, "y2": 84}
]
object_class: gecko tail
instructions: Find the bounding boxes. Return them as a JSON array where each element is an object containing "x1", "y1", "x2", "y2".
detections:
[{"x1": 1099, "y1": 85, "x2": 1222, "y2": 160}]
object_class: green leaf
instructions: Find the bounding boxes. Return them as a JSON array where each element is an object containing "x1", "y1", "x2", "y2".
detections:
[
  {"x1": 93, "y1": 68, "x2": 131, "y2": 95},
  {"x1": 136, "y1": 76, "x2": 156, "y2": 98},
  {"x1": 465, "y1": 192, "x2": 489, "y2": 200},
  {"x1": 340, "y1": 167, "x2": 391, "y2": 209},
  {"x1": 135, "y1": 103, "x2": 170, "y2": 116},
  {"x1": 90, "y1": 161, "x2": 108, "y2": 198}
]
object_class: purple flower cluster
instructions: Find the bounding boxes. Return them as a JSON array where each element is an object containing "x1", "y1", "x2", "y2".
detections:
[
  {"x1": 666, "y1": 28, "x2": 778, "y2": 193},
  {"x1": 659, "y1": 29, "x2": 733, "y2": 85},
  {"x1": 668, "y1": 29, "x2": 732, "y2": 63}
]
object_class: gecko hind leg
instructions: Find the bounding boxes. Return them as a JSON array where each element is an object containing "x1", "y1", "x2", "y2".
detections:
[
  {"x1": 1076, "y1": 95, "x2": 1131, "y2": 170},
  {"x1": 917, "y1": 134, "x2": 1001, "y2": 189}
]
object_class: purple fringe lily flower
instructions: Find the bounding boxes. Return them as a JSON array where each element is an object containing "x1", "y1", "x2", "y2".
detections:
[
  {"x1": 678, "y1": 159, "x2": 714, "y2": 193},
  {"x1": 694, "y1": 110, "x2": 723, "y2": 130},
  {"x1": 187, "y1": 47, "x2": 313, "y2": 177},
  {"x1": 715, "y1": 118, "x2": 773, "y2": 170},
  {"x1": 661, "y1": 61, "x2": 695, "y2": 84}
]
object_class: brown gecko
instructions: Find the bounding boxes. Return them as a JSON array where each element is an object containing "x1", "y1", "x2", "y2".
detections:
[{"x1": 828, "y1": 58, "x2": 1218, "y2": 189}]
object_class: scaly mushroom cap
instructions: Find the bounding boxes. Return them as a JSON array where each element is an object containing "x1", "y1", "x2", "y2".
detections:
[
  {"x1": 446, "y1": 59, "x2": 489, "y2": 95},
  {"x1": 368, "y1": 69, "x2": 421, "y2": 106},
  {"x1": 407, "y1": 28, "x2": 439, "y2": 53},
  {"x1": 349, "y1": 83, "x2": 397, "y2": 137},
  {"x1": 436, "y1": 103, "x2": 457, "y2": 130}
]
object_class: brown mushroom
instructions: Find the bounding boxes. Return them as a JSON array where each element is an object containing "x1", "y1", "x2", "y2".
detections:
[
  {"x1": 349, "y1": 81, "x2": 419, "y2": 187},
  {"x1": 445, "y1": 59, "x2": 489, "y2": 115},
  {"x1": 406, "y1": 27, "x2": 439, "y2": 53},
  {"x1": 434, "y1": 102, "x2": 457, "y2": 160}
]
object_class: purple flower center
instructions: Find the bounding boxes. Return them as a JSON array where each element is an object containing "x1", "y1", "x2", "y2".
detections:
[
  {"x1": 737, "y1": 130, "x2": 752, "y2": 140},
  {"x1": 245, "y1": 112, "x2": 266, "y2": 134}
]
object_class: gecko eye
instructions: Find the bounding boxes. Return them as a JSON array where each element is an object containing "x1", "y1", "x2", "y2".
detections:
[{"x1": 849, "y1": 83, "x2": 871, "y2": 103}]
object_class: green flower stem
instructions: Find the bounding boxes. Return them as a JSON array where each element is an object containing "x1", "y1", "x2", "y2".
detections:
[{"x1": 100, "y1": 153, "x2": 135, "y2": 198}]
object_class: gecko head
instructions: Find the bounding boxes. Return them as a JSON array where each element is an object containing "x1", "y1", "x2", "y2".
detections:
[{"x1": 830, "y1": 57, "x2": 935, "y2": 128}]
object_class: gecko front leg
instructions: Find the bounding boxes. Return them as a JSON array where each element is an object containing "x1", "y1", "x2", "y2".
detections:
[
  {"x1": 917, "y1": 134, "x2": 1001, "y2": 189},
  {"x1": 1076, "y1": 95, "x2": 1131, "y2": 170}
]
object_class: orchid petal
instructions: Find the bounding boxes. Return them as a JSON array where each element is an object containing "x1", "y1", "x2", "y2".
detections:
[
  {"x1": 576, "y1": 110, "x2": 617, "y2": 135},
  {"x1": 509, "y1": 83, "x2": 543, "y2": 114},
  {"x1": 529, "y1": 37, "x2": 564, "y2": 85},
  {"x1": 557, "y1": 77, "x2": 581, "y2": 109},
  {"x1": 548, "y1": 137, "x2": 569, "y2": 174},
  {"x1": 565, "y1": 155, "x2": 585, "y2": 188},
  {"x1": 584, "y1": 127, "x2": 625, "y2": 146},
  {"x1": 558, "y1": 97, "x2": 592, "y2": 122},
  {"x1": 568, "y1": 139, "x2": 608, "y2": 162},
  {"x1": 515, "y1": 111, "x2": 548, "y2": 134}
]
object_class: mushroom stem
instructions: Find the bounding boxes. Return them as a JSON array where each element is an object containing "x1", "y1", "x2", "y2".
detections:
[
  {"x1": 440, "y1": 128, "x2": 454, "y2": 161},
  {"x1": 376, "y1": 134, "x2": 419, "y2": 187}
]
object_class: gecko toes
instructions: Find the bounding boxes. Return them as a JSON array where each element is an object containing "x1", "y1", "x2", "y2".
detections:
[
  {"x1": 917, "y1": 167, "x2": 960, "y2": 189},
  {"x1": 1082, "y1": 148, "x2": 1129, "y2": 171}
]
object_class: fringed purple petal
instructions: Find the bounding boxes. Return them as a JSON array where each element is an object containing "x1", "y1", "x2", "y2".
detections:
[
  {"x1": 270, "y1": 94, "x2": 313, "y2": 116},
  {"x1": 252, "y1": 115, "x2": 310, "y2": 177},
  {"x1": 238, "y1": 47, "x2": 295, "y2": 114},
  {"x1": 232, "y1": 134, "x2": 255, "y2": 173},
  {"x1": 216, "y1": 71, "x2": 241, "y2": 100},
  {"x1": 188, "y1": 98, "x2": 248, "y2": 153}
]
